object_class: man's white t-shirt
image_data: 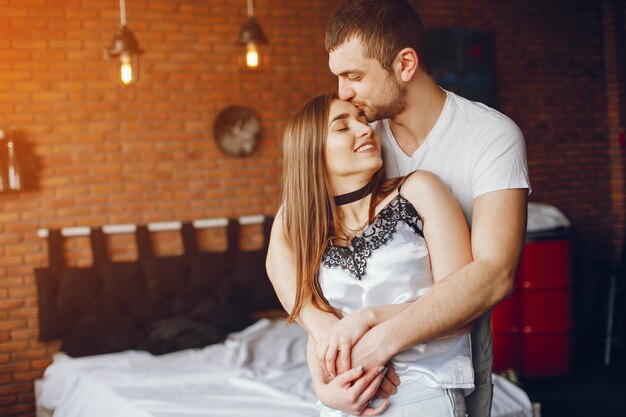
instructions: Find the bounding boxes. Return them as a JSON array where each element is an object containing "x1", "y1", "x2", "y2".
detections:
[
  {"x1": 373, "y1": 89, "x2": 531, "y2": 402},
  {"x1": 374, "y1": 89, "x2": 531, "y2": 227}
]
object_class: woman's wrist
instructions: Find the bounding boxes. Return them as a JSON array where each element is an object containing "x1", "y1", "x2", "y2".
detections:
[{"x1": 309, "y1": 313, "x2": 342, "y2": 342}]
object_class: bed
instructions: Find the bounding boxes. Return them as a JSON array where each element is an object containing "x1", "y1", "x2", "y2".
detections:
[
  {"x1": 34, "y1": 218, "x2": 534, "y2": 417},
  {"x1": 36, "y1": 318, "x2": 534, "y2": 417}
]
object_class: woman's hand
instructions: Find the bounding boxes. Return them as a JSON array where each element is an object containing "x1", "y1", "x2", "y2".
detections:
[
  {"x1": 317, "y1": 365, "x2": 390, "y2": 416},
  {"x1": 316, "y1": 308, "x2": 374, "y2": 378}
]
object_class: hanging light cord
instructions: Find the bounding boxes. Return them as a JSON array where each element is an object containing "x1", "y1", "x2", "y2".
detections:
[
  {"x1": 247, "y1": 0, "x2": 254, "y2": 18},
  {"x1": 119, "y1": 0, "x2": 127, "y2": 26}
]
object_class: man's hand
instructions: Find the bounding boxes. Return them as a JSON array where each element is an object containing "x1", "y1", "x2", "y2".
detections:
[
  {"x1": 349, "y1": 324, "x2": 393, "y2": 373},
  {"x1": 349, "y1": 324, "x2": 400, "y2": 398}
]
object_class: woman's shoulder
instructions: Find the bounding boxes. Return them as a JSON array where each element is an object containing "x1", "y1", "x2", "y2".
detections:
[
  {"x1": 401, "y1": 170, "x2": 447, "y2": 196},
  {"x1": 399, "y1": 170, "x2": 454, "y2": 213}
]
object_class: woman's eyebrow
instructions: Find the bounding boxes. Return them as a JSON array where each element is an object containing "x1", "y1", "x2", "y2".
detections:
[{"x1": 329, "y1": 113, "x2": 350, "y2": 125}]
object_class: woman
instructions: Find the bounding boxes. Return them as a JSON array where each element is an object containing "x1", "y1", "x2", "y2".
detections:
[{"x1": 280, "y1": 93, "x2": 473, "y2": 417}]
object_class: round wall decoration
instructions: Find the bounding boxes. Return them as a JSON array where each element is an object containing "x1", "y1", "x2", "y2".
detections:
[{"x1": 213, "y1": 105, "x2": 261, "y2": 157}]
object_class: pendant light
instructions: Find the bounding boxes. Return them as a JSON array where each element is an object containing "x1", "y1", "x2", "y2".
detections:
[
  {"x1": 236, "y1": 0, "x2": 268, "y2": 69},
  {"x1": 0, "y1": 128, "x2": 23, "y2": 192},
  {"x1": 105, "y1": 0, "x2": 142, "y2": 85}
]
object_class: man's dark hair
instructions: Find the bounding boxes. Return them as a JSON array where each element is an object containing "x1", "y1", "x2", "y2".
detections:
[{"x1": 325, "y1": 0, "x2": 431, "y2": 75}]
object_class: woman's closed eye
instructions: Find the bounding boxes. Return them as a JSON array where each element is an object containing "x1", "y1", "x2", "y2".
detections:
[{"x1": 332, "y1": 123, "x2": 348, "y2": 132}]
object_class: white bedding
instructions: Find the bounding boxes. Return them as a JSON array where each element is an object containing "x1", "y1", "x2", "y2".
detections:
[{"x1": 39, "y1": 319, "x2": 532, "y2": 417}]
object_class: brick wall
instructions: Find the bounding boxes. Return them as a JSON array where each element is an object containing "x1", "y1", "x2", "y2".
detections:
[
  {"x1": 0, "y1": 0, "x2": 338, "y2": 415},
  {"x1": 0, "y1": 0, "x2": 623, "y2": 415},
  {"x1": 603, "y1": 0, "x2": 626, "y2": 259}
]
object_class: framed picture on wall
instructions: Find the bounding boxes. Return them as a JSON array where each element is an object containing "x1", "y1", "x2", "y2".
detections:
[{"x1": 428, "y1": 28, "x2": 497, "y2": 109}]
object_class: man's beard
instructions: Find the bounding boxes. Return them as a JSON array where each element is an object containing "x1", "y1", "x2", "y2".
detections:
[{"x1": 363, "y1": 75, "x2": 407, "y2": 122}]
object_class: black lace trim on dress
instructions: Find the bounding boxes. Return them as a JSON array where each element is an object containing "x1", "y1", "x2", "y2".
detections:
[{"x1": 321, "y1": 194, "x2": 423, "y2": 280}]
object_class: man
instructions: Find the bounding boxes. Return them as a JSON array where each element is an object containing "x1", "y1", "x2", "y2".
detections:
[{"x1": 266, "y1": 1, "x2": 530, "y2": 416}]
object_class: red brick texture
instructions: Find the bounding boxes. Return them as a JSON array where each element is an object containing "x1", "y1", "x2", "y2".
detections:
[
  {"x1": 0, "y1": 1, "x2": 337, "y2": 415},
  {"x1": 0, "y1": 0, "x2": 623, "y2": 416}
]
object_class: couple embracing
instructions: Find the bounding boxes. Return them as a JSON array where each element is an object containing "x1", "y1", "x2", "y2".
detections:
[{"x1": 267, "y1": 1, "x2": 530, "y2": 417}]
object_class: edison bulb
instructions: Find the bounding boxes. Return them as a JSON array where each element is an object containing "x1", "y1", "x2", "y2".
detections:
[
  {"x1": 246, "y1": 43, "x2": 259, "y2": 68},
  {"x1": 120, "y1": 53, "x2": 134, "y2": 85}
]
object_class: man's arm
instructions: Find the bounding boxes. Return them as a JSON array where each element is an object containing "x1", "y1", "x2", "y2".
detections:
[
  {"x1": 349, "y1": 188, "x2": 528, "y2": 367},
  {"x1": 265, "y1": 210, "x2": 339, "y2": 338}
]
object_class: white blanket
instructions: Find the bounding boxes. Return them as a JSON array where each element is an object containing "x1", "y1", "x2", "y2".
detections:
[{"x1": 39, "y1": 319, "x2": 532, "y2": 417}]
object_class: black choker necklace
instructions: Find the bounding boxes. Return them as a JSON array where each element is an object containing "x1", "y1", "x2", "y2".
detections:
[{"x1": 334, "y1": 179, "x2": 376, "y2": 206}]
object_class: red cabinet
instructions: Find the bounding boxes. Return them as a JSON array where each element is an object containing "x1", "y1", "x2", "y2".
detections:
[{"x1": 492, "y1": 229, "x2": 573, "y2": 377}]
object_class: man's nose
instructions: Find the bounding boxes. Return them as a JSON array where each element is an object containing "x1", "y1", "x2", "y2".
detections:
[{"x1": 338, "y1": 79, "x2": 355, "y2": 101}]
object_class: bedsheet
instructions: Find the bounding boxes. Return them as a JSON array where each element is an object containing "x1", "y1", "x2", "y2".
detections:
[{"x1": 38, "y1": 318, "x2": 532, "y2": 417}]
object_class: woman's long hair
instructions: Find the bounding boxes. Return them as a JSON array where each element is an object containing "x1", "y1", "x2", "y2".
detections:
[
  {"x1": 281, "y1": 93, "x2": 400, "y2": 323},
  {"x1": 281, "y1": 93, "x2": 338, "y2": 323}
]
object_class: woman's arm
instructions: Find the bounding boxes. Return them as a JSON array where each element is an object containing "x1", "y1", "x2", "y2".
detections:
[
  {"x1": 406, "y1": 171, "x2": 473, "y2": 285},
  {"x1": 266, "y1": 209, "x2": 340, "y2": 337}
]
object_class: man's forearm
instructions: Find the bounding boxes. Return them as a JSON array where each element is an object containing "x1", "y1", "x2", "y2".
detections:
[
  {"x1": 364, "y1": 304, "x2": 410, "y2": 327},
  {"x1": 365, "y1": 303, "x2": 472, "y2": 340},
  {"x1": 378, "y1": 258, "x2": 512, "y2": 358},
  {"x1": 373, "y1": 189, "x2": 527, "y2": 359}
]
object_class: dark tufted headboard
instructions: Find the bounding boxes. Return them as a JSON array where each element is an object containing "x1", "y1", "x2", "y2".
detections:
[{"x1": 35, "y1": 217, "x2": 283, "y2": 357}]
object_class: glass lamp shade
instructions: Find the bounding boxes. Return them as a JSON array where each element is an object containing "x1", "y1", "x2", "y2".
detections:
[
  {"x1": 236, "y1": 18, "x2": 267, "y2": 69},
  {"x1": 106, "y1": 25, "x2": 142, "y2": 85},
  {"x1": 118, "y1": 52, "x2": 140, "y2": 85}
]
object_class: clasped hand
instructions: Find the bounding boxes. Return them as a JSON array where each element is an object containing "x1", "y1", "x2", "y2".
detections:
[{"x1": 314, "y1": 310, "x2": 400, "y2": 415}]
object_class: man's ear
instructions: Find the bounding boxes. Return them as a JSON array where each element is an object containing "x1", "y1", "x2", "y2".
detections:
[{"x1": 395, "y1": 48, "x2": 419, "y2": 82}]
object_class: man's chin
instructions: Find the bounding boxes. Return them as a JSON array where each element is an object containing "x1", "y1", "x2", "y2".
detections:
[
  {"x1": 365, "y1": 110, "x2": 383, "y2": 123},
  {"x1": 369, "y1": 107, "x2": 401, "y2": 122}
]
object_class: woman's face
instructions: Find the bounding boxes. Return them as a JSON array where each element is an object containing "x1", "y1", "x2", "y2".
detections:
[{"x1": 325, "y1": 99, "x2": 382, "y2": 190}]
